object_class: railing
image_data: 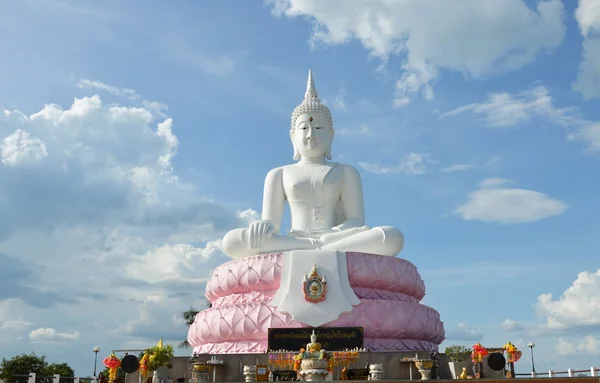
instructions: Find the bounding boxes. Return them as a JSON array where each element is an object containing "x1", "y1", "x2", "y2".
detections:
[
  {"x1": 514, "y1": 367, "x2": 599, "y2": 378},
  {"x1": 3, "y1": 373, "x2": 98, "y2": 383}
]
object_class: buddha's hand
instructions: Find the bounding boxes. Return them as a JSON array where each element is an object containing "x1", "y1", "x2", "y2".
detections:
[
  {"x1": 332, "y1": 219, "x2": 365, "y2": 232},
  {"x1": 247, "y1": 219, "x2": 275, "y2": 250}
]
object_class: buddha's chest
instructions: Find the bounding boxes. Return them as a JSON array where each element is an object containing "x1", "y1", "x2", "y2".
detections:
[{"x1": 283, "y1": 164, "x2": 343, "y2": 203}]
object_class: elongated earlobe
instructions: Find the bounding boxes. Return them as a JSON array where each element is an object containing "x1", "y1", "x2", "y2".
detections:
[
  {"x1": 325, "y1": 128, "x2": 334, "y2": 160},
  {"x1": 290, "y1": 129, "x2": 300, "y2": 161}
]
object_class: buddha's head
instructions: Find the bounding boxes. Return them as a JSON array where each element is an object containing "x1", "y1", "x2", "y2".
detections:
[
  {"x1": 290, "y1": 70, "x2": 334, "y2": 161},
  {"x1": 310, "y1": 329, "x2": 317, "y2": 343}
]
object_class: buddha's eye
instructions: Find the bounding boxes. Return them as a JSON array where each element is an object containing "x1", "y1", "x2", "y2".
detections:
[{"x1": 315, "y1": 127, "x2": 323, "y2": 129}]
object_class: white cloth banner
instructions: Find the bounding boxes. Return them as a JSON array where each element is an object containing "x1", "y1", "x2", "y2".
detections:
[{"x1": 270, "y1": 250, "x2": 360, "y2": 327}]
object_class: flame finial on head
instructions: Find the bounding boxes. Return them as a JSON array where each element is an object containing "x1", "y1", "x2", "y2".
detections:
[
  {"x1": 305, "y1": 69, "x2": 319, "y2": 100},
  {"x1": 291, "y1": 69, "x2": 333, "y2": 130}
]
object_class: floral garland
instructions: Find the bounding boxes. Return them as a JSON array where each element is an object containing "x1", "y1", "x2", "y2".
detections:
[
  {"x1": 268, "y1": 351, "x2": 296, "y2": 370},
  {"x1": 331, "y1": 351, "x2": 359, "y2": 367},
  {"x1": 270, "y1": 349, "x2": 359, "y2": 373},
  {"x1": 503, "y1": 342, "x2": 522, "y2": 363},
  {"x1": 102, "y1": 354, "x2": 121, "y2": 383},
  {"x1": 471, "y1": 343, "x2": 488, "y2": 363},
  {"x1": 139, "y1": 354, "x2": 150, "y2": 379}
]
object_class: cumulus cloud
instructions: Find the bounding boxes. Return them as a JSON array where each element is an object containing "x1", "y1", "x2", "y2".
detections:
[
  {"x1": 126, "y1": 241, "x2": 227, "y2": 285},
  {"x1": 359, "y1": 152, "x2": 431, "y2": 175},
  {"x1": 0, "y1": 129, "x2": 48, "y2": 165},
  {"x1": 267, "y1": 0, "x2": 565, "y2": 103},
  {"x1": 446, "y1": 322, "x2": 483, "y2": 341},
  {"x1": 440, "y1": 85, "x2": 600, "y2": 152},
  {"x1": 556, "y1": 336, "x2": 600, "y2": 356},
  {"x1": 0, "y1": 79, "x2": 246, "y2": 365},
  {"x1": 572, "y1": 0, "x2": 600, "y2": 100},
  {"x1": 77, "y1": 78, "x2": 169, "y2": 117},
  {"x1": 0, "y1": 301, "x2": 33, "y2": 331},
  {"x1": 502, "y1": 319, "x2": 524, "y2": 332},
  {"x1": 453, "y1": 178, "x2": 568, "y2": 224},
  {"x1": 536, "y1": 269, "x2": 600, "y2": 330},
  {"x1": 29, "y1": 328, "x2": 80, "y2": 342}
]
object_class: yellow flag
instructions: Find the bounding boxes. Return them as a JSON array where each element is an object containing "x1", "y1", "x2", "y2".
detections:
[{"x1": 157, "y1": 338, "x2": 163, "y2": 349}]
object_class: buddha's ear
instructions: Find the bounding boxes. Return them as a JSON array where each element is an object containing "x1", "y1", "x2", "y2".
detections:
[
  {"x1": 290, "y1": 129, "x2": 300, "y2": 161},
  {"x1": 325, "y1": 128, "x2": 334, "y2": 160}
]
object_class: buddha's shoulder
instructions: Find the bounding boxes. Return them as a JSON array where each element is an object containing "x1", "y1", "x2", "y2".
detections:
[
  {"x1": 335, "y1": 163, "x2": 361, "y2": 177},
  {"x1": 265, "y1": 166, "x2": 285, "y2": 180}
]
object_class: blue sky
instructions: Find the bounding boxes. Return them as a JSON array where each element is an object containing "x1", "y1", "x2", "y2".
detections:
[{"x1": 1, "y1": 0, "x2": 599, "y2": 377}]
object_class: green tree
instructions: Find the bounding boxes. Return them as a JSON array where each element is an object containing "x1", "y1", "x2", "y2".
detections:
[
  {"x1": 444, "y1": 345, "x2": 472, "y2": 362},
  {"x1": 0, "y1": 353, "x2": 75, "y2": 383},
  {"x1": 178, "y1": 298, "x2": 211, "y2": 349}
]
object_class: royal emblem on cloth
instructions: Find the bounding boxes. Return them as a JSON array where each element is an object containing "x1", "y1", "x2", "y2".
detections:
[{"x1": 303, "y1": 263, "x2": 327, "y2": 303}]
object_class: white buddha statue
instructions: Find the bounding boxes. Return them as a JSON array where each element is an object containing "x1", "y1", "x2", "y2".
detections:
[{"x1": 223, "y1": 70, "x2": 404, "y2": 259}]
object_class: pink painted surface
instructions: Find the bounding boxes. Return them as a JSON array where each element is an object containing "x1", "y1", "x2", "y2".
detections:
[{"x1": 188, "y1": 252, "x2": 445, "y2": 354}]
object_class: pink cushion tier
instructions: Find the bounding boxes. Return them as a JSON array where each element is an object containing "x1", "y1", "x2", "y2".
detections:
[{"x1": 188, "y1": 252, "x2": 445, "y2": 354}]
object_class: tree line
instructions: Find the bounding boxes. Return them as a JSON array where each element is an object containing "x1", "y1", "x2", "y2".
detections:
[{"x1": 0, "y1": 353, "x2": 75, "y2": 383}]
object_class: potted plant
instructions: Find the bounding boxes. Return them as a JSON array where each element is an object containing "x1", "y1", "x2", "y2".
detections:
[
  {"x1": 143, "y1": 344, "x2": 174, "y2": 383},
  {"x1": 444, "y1": 345, "x2": 472, "y2": 379}
]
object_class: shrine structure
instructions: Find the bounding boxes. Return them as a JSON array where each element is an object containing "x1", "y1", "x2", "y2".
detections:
[{"x1": 186, "y1": 70, "x2": 446, "y2": 381}]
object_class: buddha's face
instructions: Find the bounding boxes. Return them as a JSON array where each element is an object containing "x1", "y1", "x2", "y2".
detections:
[{"x1": 290, "y1": 112, "x2": 333, "y2": 160}]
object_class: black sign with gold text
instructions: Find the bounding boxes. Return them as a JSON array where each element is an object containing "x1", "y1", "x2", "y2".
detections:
[
  {"x1": 347, "y1": 369, "x2": 370, "y2": 380},
  {"x1": 271, "y1": 370, "x2": 297, "y2": 381},
  {"x1": 267, "y1": 327, "x2": 364, "y2": 351}
]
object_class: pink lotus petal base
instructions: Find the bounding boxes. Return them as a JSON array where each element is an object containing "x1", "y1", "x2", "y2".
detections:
[{"x1": 188, "y1": 252, "x2": 445, "y2": 353}]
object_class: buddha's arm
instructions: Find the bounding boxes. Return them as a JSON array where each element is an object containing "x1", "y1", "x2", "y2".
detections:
[
  {"x1": 261, "y1": 167, "x2": 285, "y2": 232},
  {"x1": 338, "y1": 165, "x2": 366, "y2": 229}
]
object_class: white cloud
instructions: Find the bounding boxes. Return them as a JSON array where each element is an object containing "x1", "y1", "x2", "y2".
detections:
[
  {"x1": 0, "y1": 79, "x2": 247, "y2": 365},
  {"x1": 556, "y1": 337, "x2": 577, "y2": 356},
  {"x1": 439, "y1": 86, "x2": 575, "y2": 128},
  {"x1": 359, "y1": 152, "x2": 431, "y2": 175},
  {"x1": 267, "y1": 0, "x2": 565, "y2": 102},
  {"x1": 572, "y1": 0, "x2": 600, "y2": 100},
  {"x1": 454, "y1": 178, "x2": 568, "y2": 224},
  {"x1": 556, "y1": 336, "x2": 600, "y2": 356},
  {"x1": 502, "y1": 319, "x2": 524, "y2": 332},
  {"x1": 237, "y1": 209, "x2": 260, "y2": 225},
  {"x1": 536, "y1": 269, "x2": 600, "y2": 329},
  {"x1": 440, "y1": 85, "x2": 600, "y2": 152},
  {"x1": 29, "y1": 328, "x2": 80, "y2": 342},
  {"x1": 77, "y1": 78, "x2": 169, "y2": 117},
  {"x1": 446, "y1": 322, "x2": 483, "y2": 341},
  {"x1": 1, "y1": 129, "x2": 48, "y2": 165},
  {"x1": 330, "y1": 87, "x2": 346, "y2": 111},
  {"x1": 0, "y1": 300, "x2": 33, "y2": 331},
  {"x1": 439, "y1": 164, "x2": 472, "y2": 173},
  {"x1": 77, "y1": 78, "x2": 140, "y2": 99},
  {"x1": 479, "y1": 178, "x2": 513, "y2": 188},
  {"x1": 393, "y1": 97, "x2": 411, "y2": 108},
  {"x1": 1, "y1": 319, "x2": 33, "y2": 331},
  {"x1": 126, "y1": 241, "x2": 226, "y2": 284}
]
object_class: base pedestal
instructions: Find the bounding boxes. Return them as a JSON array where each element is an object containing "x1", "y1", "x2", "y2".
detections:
[
  {"x1": 418, "y1": 369, "x2": 432, "y2": 380},
  {"x1": 299, "y1": 369, "x2": 329, "y2": 381},
  {"x1": 189, "y1": 252, "x2": 446, "y2": 354}
]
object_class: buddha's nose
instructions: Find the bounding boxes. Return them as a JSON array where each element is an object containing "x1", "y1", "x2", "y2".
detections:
[{"x1": 307, "y1": 126, "x2": 315, "y2": 138}]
